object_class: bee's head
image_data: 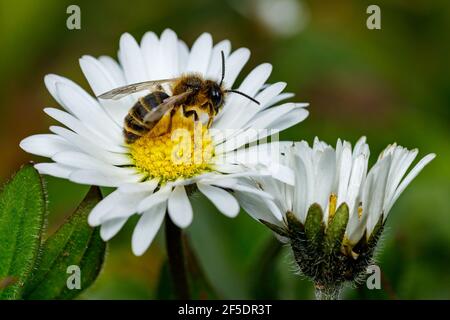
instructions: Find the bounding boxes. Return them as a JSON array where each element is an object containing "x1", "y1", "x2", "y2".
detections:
[{"x1": 206, "y1": 81, "x2": 225, "y2": 112}]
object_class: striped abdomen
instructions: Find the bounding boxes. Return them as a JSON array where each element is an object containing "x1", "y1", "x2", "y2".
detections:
[{"x1": 123, "y1": 91, "x2": 169, "y2": 143}]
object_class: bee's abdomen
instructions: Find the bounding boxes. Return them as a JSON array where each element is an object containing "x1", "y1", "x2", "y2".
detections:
[
  {"x1": 123, "y1": 91, "x2": 169, "y2": 144},
  {"x1": 141, "y1": 91, "x2": 169, "y2": 109}
]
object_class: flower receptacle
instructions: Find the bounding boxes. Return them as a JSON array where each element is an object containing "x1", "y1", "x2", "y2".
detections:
[{"x1": 282, "y1": 203, "x2": 384, "y2": 297}]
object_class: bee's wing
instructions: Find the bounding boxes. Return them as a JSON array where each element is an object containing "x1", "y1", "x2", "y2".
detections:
[
  {"x1": 97, "y1": 78, "x2": 178, "y2": 100},
  {"x1": 143, "y1": 91, "x2": 192, "y2": 124}
]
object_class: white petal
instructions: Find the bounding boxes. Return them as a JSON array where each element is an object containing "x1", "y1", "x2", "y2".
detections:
[
  {"x1": 186, "y1": 33, "x2": 213, "y2": 74},
  {"x1": 353, "y1": 136, "x2": 367, "y2": 157},
  {"x1": 55, "y1": 81, "x2": 121, "y2": 140},
  {"x1": 80, "y1": 55, "x2": 133, "y2": 125},
  {"x1": 234, "y1": 190, "x2": 283, "y2": 225},
  {"x1": 52, "y1": 151, "x2": 135, "y2": 177},
  {"x1": 50, "y1": 126, "x2": 131, "y2": 166},
  {"x1": 261, "y1": 105, "x2": 309, "y2": 130},
  {"x1": 222, "y1": 47, "x2": 250, "y2": 88},
  {"x1": 345, "y1": 153, "x2": 367, "y2": 216},
  {"x1": 266, "y1": 163, "x2": 295, "y2": 185},
  {"x1": 345, "y1": 209, "x2": 363, "y2": 245},
  {"x1": 209, "y1": 163, "x2": 244, "y2": 174},
  {"x1": 20, "y1": 134, "x2": 72, "y2": 157},
  {"x1": 70, "y1": 169, "x2": 142, "y2": 188},
  {"x1": 245, "y1": 106, "x2": 308, "y2": 135},
  {"x1": 222, "y1": 82, "x2": 287, "y2": 131},
  {"x1": 89, "y1": 190, "x2": 147, "y2": 226},
  {"x1": 206, "y1": 39, "x2": 231, "y2": 80},
  {"x1": 100, "y1": 217, "x2": 128, "y2": 241},
  {"x1": 237, "y1": 63, "x2": 272, "y2": 97},
  {"x1": 219, "y1": 141, "x2": 293, "y2": 170},
  {"x1": 205, "y1": 178, "x2": 273, "y2": 199},
  {"x1": 45, "y1": 74, "x2": 107, "y2": 118},
  {"x1": 365, "y1": 156, "x2": 392, "y2": 236},
  {"x1": 255, "y1": 82, "x2": 287, "y2": 110},
  {"x1": 137, "y1": 185, "x2": 172, "y2": 212},
  {"x1": 384, "y1": 148, "x2": 417, "y2": 207},
  {"x1": 292, "y1": 152, "x2": 309, "y2": 222},
  {"x1": 197, "y1": 183, "x2": 240, "y2": 218},
  {"x1": 118, "y1": 180, "x2": 159, "y2": 194},
  {"x1": 99, "y1": 195, "x2": 143, "y2": 222},
  {"x1": 177, "y1": 40, "x2": 189, "y2": 72},
  {"x1": 89, "y1": 191, "x2": 123, "y2": 226},
  {"x1": 44, "y1": 108, "x2": 125, "y2": 153},
  {"x1": 216, "y1": 63, "x2": 272, "y2": 129},
  {"x1": 132, "y1": 202, "x2": 166, "y2": 256},
  {"x1": 34, "y1": 163, "x2": 74, "y2": 179},
  {"x1": 385, "y1": 153, "x2": 435, "y2": 216},
  {"x1": 45, "y1": 73, "x2": 124, "y2": 134},
  {"x1": 266, "y1": 92, "x2": 295, "y2": 107},
  {"x1": 264, "y1": 197, "x2": 284, "y2": 221},
  {"x1": 313, "y1": 147, "x2": 336, "y2": 216},
  {"x1": 44, "y1": 74, "x2": 78, "y2": 106},
  {"x1": 346, "y1": 167, "x2": 377, "y2": 243},
  {"x1": 119, "y1": 33, "x2": 148, "y2": 83},
  {"x1": 141, "y1": 31, "x2": 162, "y2": 79},
  {"x1": 337, "y1": 144, "x2": 352, "y2": 204},
  {"x1": 79, "y1": 55, "x2": 117, "y2": 96},
  {"x1": 215, "y1": 104, "x2": 306, "y2": 153},
  {"x1": 98, "y1": 55, "x2": 127, "y2": 86},
  {"x1": 168, "y1": 186, "x2": 193, "y2": 228},
  {"x1": 159, "y1": 29, "x2": 178, "y2": 77}
]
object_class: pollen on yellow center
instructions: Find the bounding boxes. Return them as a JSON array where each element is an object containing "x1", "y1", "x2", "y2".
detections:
[{"x1": 129, "y1": 121, "x2": 214, "y2": 182}]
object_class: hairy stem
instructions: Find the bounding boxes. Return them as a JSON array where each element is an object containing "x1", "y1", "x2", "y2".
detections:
[
  {"x1": 314, "y1": 283, "x2": 342, "y2": 300},
  {"x1": 165, "y1": 216, "x2": 190, "y2": 299}
]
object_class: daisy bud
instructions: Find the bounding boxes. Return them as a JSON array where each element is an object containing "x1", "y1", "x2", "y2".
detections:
[{"x1": 235, "y1": 137, "x2": 435, "y2": 299}]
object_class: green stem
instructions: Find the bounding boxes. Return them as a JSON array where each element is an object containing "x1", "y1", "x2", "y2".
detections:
[
  {"x1": 165, "y1": 216, "x2": 190, "y2": 299},
  {"x1": 314, "y1": 283, "x2": 342, "y2": 300}
]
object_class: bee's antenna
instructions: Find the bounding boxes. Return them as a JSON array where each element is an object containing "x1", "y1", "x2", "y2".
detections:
[
  {"x1": 219, "y1": 51, "x2": 225, "y2": 87},
  {"x1": 225, "y1": 89, "x2": 260, "y2": 105}
]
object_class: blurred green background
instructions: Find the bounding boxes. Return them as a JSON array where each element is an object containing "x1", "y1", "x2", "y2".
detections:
[{"x1": 0, "y1": 0, "x2": 449, "y2": 299}]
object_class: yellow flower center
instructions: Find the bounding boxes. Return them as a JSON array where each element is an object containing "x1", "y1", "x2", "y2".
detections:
[{"x1": 129, "y1": 120, "x2": 214, "y2": 183}]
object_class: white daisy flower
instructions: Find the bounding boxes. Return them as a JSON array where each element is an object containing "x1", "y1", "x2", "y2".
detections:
[
  {"x1": 235, "y1": 137, "x2": 435, "y2": 297},
  {"x1": 19, "y1": 29, "x2": 308, "y2": 256}
]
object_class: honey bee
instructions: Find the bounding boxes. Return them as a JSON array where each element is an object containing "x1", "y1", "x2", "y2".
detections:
[{"x1": 98, "y1": 52, "x2": 260, "y2": 144}]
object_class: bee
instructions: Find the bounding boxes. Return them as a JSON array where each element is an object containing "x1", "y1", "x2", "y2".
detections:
[{"x1": 98, "y1": 52, "x2": 260, "y2": 144}]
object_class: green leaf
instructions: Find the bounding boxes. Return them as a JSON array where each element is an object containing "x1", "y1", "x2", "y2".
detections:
[
  {"x1": 324, "y1": 203, "x2": 349, "y2": 254},
  {"x1": 0, "y1": 164, "x2": 46, "y2": 300},
  {"x1": 23, "y1": 186, "x2": 106, "y2": 300}
]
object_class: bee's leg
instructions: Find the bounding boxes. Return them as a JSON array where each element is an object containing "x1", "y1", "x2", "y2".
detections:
[
  {"x1": 207, "y1": 117, "x2": 213, "y2": 128},
  {"x1": 148, "y1": 111, "x2": 172, "y2": 137},
  {"x1": 172, "y1": 107, "x2": 196, "y2": 132}
]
